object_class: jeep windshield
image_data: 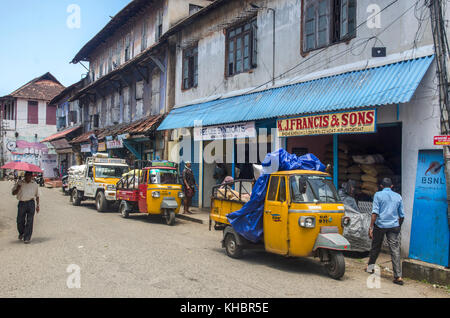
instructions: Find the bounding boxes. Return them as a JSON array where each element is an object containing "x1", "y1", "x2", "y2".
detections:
[
  {"x1": 94, "y1": 165, "x2": 129, "y2": 179},
  {"x1": 290, "y1": 175, "x2": 341, "y2": 203}
]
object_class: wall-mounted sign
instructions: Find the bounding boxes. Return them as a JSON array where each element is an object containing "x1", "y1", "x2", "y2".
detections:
[
  {"x1": 98, "y1": 142, "x2": 106, "y2": 152},
  {"x1": 194, "y1": 121, "x2": 256, "y2": 141},
  {"x1": 434, "y1": 136, "x2": 450, "y2": 145},
  {"x1": 106, "y1": 139, "x2": 123, "y2": 149},
  {"x1": 277, "y1": 109, "x2": 376, "y2": 137},
  {"x1": 81, "y1": 143, "x2": 91, "y2": 153}
]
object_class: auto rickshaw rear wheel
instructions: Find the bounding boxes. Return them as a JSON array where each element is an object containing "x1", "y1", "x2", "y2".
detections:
[
  {"x1": 119, "y1": 201, "x2": 129, "y2": 218},
  {"x1": 164, "y1": 209, "x2": 176, "y2": 226},
  {"x1": 325, "y1": 250, "x2": 346, "y2": 280},
  {"x1": 224, "y1": 233, "x2": 243, "y2": 259}
]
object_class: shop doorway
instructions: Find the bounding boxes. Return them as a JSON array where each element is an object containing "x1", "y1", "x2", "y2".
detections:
[{"x1": 287, "y1": 124, "x2": 403, "y2": 203}]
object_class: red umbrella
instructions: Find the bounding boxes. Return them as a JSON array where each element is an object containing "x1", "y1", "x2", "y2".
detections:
[{"x1": 1, "y1": 161, "x2": 43, "y2": 173}]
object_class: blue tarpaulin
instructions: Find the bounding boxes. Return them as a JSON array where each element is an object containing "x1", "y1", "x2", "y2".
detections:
[{"x1": 227, "y1": 149, "x2": 326, "y2": 243}]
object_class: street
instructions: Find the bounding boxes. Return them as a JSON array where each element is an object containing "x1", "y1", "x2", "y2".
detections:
[{"x1": 0, "y1": 180, "x2": 448, "y2": 298}]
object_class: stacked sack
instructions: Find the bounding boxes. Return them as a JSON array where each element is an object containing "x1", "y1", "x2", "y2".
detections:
[
  {"x1": 324, "y1": 143, "x2": 351, "y2": 185},
  {"x1": 352, "y1": 155, "x2": 395, "y2": 197}
]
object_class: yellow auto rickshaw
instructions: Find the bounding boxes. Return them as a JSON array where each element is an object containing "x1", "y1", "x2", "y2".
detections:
[
  {"x1": 210, "y1": 170, "x2": 351, "y2": 279},
  {"x1": 116, "y1": 161, "x2": 184, "y2": 225}
]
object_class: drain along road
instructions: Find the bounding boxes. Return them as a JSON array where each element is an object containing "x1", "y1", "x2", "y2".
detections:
[{"x1": 0, "y1": 181, "x2": 448, "y2": 298}]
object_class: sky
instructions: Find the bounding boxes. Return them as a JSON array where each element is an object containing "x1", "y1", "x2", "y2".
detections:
[{"x1": 0, "y1": 0, "x2": 131, "y2": 96}]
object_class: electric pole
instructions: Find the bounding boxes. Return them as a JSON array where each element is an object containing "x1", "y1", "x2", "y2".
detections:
[{"x1": 429, "y1": 0, "x2": 450, "y2": 230}]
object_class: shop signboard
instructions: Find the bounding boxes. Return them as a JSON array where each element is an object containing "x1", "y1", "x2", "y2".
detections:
[
  {"x1": 81, "y1": 143, "x2": 91, "y2": 153},
  {"x1": 277, "y1": 109, "x2": 376, "y2": 137},
  {"x1": 434, "y1": 135, "x2": 450, "y2": 145},
  {"x1": 106, "y1": 139, "x2": 123, "y2": 149},
  {"x1": 194, "y1": 121, "x2": 256, "y2": 141},
  {"x1": 98, "y1": 142, "x2": 106, "y2": 152}
]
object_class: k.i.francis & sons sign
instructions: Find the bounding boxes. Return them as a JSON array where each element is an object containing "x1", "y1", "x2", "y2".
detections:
[{"x1": 277, "y1": 109, "x2": 377, "y2": 137}]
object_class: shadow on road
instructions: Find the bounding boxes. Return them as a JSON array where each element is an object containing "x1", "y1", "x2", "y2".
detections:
[
  {"x1": 9, "y1": 237, "x2": 51, "y2": 245},
  {"x1": 209, "y1": 247, "x2": 334, "y2": 279}
]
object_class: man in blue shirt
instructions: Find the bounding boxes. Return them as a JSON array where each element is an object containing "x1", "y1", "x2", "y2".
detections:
[{"x1": 366, "y1": 178, "x2": 405, "y2": 285}]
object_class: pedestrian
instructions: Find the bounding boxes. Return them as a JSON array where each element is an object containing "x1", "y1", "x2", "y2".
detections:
[
  {"x1": 11, "y1": 171, "x2": 40, "y2": 244},
  {"x1": 89, "y1": 130, "x2": 99, "y2": 155},
  {"x1": 182, "y1": 161, "x2": 197, "y2": 214},
  {"x1": 366, "y1": 177, "x2": 405, "y2": 285},
  {"x1": 213, "y1": 162, "x2": 227, "y2": 184}
]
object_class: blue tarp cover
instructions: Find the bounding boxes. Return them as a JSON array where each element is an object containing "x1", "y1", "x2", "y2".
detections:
[{"x1": 227, "y1": 149, "x2": 326, "y2": 243}]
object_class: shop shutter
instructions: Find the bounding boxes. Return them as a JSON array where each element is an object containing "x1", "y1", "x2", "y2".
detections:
[{"x1": 27, "y1": 101, "x2": 38, "y2": 124}]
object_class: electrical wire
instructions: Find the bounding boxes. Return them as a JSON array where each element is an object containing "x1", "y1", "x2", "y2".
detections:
[{"x1": 170, "y1": 0, "x2": 420, "y2": 117}]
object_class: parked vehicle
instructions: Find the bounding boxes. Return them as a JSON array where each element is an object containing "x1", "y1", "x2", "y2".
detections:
[
  {"x1": 62, "y1": 175, "x2": 69, "y2": 195},
  {"x1": 35, "y1": 173, "x2": 45, "y2": 187},
  {"x1": 210, "y1": 171, "x2": 351, "y2": 279},
  {"x1": 116, "y1": 160, "x2": 183, "y2": 225},
  {"x1": 68, "y1": 153, "x2": 129, "y2": 212}
]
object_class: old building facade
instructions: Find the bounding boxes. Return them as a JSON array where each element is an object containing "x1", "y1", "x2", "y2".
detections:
[
  {"x1": 0, "y1": 72, "x2": 65, "y2": 177},
  {"x1": 157, "y1": 0, "x2": 449, "y2": 265}
]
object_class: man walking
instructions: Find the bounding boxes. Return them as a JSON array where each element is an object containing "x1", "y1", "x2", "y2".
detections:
[
  {"x1": 182, "y1": 161, "x2": 197, "y2": 214},
  {"x1": 366, "y1": 178, "x2": 405, "y2": 285},
  {"x1": 11, "y1": 171, "x2": 40, "y2": 244}
]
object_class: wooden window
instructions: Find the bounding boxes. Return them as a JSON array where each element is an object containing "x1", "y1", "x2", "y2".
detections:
[
  {"x1": 141, "y1": 20, "x2": 148, "y2": 52},
  {"x1": 155, "y1": 10, "x2": 163, "y2": 41},
  {"x1": 91, "y1": 114, "x2": 99, "y2": 128},
  {"x1": 46, "y1": 103, "x2": 56, "y2": 125},
  {"x1": 68, "y1": 111, "x2": 78, "y2": 124},
  {"x1": 302, "y1": 0, "x2": 356, "y2": 53},
  {"x1": 226, "y1": 18, "x2": 257, "y2": 77},
  {"x1": 182, "y1": 46, "x2": 198, "y2": 90},
  {"x1": 27, "y1": 101, "x2": 38, "y2": 124},
  {"x1": 125, "y1": 34, "x2": 131, "y2": 62}
]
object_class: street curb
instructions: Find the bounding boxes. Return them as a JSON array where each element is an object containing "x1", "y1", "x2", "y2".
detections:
[
  {"x1": 177, "y1": 214, "x2": 205, "y2": 224},
  {"x1": 402, "y1": 259, "x2": 450, "y2": 286}
]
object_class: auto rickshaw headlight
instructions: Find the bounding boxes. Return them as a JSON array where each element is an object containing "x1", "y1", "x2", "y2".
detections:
[
  {"x1": 342, "y1": 216, "x2": 351, "y2": 227},
  {"x1": 178, "y1": 192, "x2": 185, "y2": 198},
  {"x1": 299, "y1": 216, "x2": 316, "y2": 228},
  {"x1": 152, "y1": 191, "x2": 160, "y2": 198}
]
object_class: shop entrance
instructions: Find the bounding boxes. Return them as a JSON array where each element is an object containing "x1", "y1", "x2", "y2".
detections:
[{"x1": 287, "y1": 124, "x2": 402, "y2": 203}]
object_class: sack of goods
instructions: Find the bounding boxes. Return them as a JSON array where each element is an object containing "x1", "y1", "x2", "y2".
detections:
[
  {"x1": 361, "y1": 181, "x2": 379, "y2": 196},
  {"x1": 361, "y1": 174, "x2": 378, "y2": 183},
  {"x1": 352, "y1": 154, "x2": 384, "y2": 165},
  {"x1": 347, "y1": 165, "x2": 362, "y2": 174}
]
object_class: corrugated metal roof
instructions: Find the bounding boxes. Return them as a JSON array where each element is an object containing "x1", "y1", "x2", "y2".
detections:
[{"x1": 158, "y1": 55, "x2": 434, "y2": 130}]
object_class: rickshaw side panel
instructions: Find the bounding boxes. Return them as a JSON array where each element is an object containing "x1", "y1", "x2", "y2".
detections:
[
  {"x1": 116, "y1": 189, "x2": 139, "y2": 202},
  {"x1": 210, "y1": 198, "x2": 244, "y2": 226}
]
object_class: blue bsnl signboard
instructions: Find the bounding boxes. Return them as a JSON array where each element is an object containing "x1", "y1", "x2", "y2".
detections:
[{"x1": 409, "y1": 150, "x2": 449, "y2": 267}]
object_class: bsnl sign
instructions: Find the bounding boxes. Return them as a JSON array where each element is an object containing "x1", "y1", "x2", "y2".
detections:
[{"x1": 277, "y1": 109, "x2": 376, "y2": 137}]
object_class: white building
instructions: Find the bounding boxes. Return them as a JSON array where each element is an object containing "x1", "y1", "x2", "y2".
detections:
[
  {"x1": 158, "y1": 0, "x2": 449, "y2": 265},
  {"x1": 0, "y1": 72, "x2": 65, "y2": 177}
]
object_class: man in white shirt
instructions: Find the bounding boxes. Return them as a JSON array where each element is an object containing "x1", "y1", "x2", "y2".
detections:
[{"x1": 11, "y1": 171, "x2": 40, "y2": 244}]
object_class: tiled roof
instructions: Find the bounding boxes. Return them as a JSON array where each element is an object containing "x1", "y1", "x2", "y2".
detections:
[
  {"x1": 70, "y1": 115, "x2": 164, "y2": 144},
  {"x1": 41, "y1": 125, "x2": 82, "y2": 143},
  {"x1": 2, "y1": 72, "x2": 65, "y2": 101}
]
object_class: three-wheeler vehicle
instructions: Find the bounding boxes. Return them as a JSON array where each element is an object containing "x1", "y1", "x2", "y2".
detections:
[
  {"x1": 210, "y1": 170, "x2": 351, "y2": 279},
  {"x1": 115, "y1": 160, "x2": 184, "y2": 225}
]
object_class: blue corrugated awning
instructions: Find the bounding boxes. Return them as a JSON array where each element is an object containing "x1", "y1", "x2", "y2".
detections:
[{"x1": 158, "y1": 55, "x2": 434, "y2": 130}]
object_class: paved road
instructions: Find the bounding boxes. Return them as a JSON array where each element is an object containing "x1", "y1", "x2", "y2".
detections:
[{"x1": 0, "y1": 181, "x2": 448, "y2": 298}]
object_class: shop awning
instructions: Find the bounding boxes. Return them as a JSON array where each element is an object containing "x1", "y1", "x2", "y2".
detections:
[
  {"x1": 41, "y1": 125, "x2": 82, "y2": 143},
  {"x1": 158, "y1": 55, "x2": 434, "y2": 130}
]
